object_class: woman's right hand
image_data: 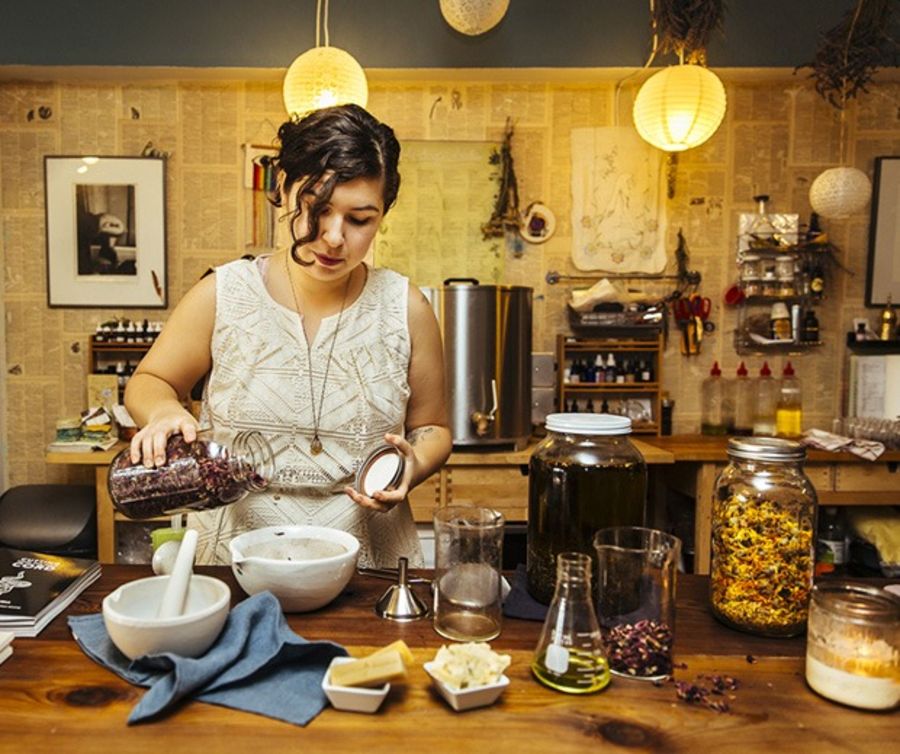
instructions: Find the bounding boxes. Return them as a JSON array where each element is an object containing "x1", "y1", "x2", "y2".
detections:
[{"x1": 130, "y1": 409, "x2": 199, "y2": 467}]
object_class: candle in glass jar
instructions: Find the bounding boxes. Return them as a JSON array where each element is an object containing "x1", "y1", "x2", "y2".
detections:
[{"x1": 805, "y1": 582, "x2": 900, "y2": 711}]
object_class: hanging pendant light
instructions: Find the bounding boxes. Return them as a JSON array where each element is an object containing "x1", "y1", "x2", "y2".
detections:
[
  {"x1": 809, "y1": 166, "x2": 872, "y2": 220},
  {"x1": 632, "y1": 63, "x2": 727, "y2": 152},
  {"x1": 283, "y1": 0, "x2": 368, "y2": 118},
  {"x1": 439, "y1": 0, "x2": 510, "y2": 36}
]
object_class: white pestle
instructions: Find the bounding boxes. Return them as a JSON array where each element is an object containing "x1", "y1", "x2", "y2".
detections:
[{"x1": 156, "y1": 529, "x2": 198, "y2": 619}]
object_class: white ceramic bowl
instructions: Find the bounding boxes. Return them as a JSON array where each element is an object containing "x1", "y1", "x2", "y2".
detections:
[
  {"x1": 102, "y1": 574, "x2": 231, "y2": 660},
  {"x1": 321, "y1": 656, "x2": 390, "y2": 713},
  {"x1": 423, "y1": 661, "x2": 510, "y2": 712},
  {"x1": 228, "y1": 525, "x2": 360, "y2": 612}
]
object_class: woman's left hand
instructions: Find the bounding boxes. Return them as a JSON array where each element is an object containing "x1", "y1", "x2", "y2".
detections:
[{"x1": 345, "y1": 432, "x2": 416, "y2": 513}]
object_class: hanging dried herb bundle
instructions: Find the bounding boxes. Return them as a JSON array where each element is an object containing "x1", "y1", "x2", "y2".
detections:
[
  {"x1": 652, "y1": 0, "x2": 725, "y2": 62},
  {"x1": 482, "y1": 118, "x2": 520, "y2": 239},
  {"x1": 798, "y1": 0, "x2": 898, "y2": 109}
]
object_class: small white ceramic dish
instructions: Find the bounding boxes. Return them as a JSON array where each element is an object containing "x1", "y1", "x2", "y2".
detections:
[
  {"x1": 423, "y1": 661, "x2": 510, "y2": 712},
  {"x1": 229, "y1": 525, "x2": 360, "y2": 612},
  {"x1": 321, "y1": 656, "x2": 390, "y2": 713},
  {"x1": 102, "y1": 574, "x2": 230, "y2": 660}
]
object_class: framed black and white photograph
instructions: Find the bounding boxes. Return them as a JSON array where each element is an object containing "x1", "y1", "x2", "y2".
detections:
[
  {"x1": 865, "y1": 155, "x2": 900, "y2": 307},
  {"x1": 44, "y1": 156, "x2": 167, "y2": 308}
]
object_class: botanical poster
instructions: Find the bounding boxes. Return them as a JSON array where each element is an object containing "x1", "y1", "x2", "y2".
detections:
[{"x1": 570, "y1": 127, "x2": 667, "y2": 273}]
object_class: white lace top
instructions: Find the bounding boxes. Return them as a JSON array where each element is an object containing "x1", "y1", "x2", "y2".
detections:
[{"x1": 189, "y1": 256, "x2": 424, "y2": 568}]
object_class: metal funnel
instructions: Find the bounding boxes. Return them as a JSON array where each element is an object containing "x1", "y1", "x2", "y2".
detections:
[{"x1": 374, "y1": 557, "x2": 430, "y2": 622}]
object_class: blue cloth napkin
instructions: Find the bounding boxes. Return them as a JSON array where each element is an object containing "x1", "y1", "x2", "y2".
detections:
[
  {"x1": 68, "y1": 591, "x2": 347, "y2": 726},
  {"x1": 502, "y1": 563, "x2": 548, "y2": 621}
]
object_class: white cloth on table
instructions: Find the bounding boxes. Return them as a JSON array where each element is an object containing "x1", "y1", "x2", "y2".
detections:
[{"x1": 801, "y1": 428, "x2": 885, "y2": 461}]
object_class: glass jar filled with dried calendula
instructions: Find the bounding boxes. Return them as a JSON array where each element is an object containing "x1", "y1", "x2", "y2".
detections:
[{"x1": 710, "y1": 437, "x2": 816, "y2": 637}]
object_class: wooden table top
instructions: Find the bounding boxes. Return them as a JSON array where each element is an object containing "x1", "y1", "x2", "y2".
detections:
[
  {"x1": 2, "y1": 566, "x2": 896, "y2": 753},
  {"x1": 644, "y1": 434, "x2": 900, "y2": 464}
]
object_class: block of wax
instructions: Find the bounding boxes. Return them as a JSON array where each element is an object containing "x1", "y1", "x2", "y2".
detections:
[
  {"x1": 367, "y1": 639, "x2": 414, "y2": 666},
  {"x1": 329, "y1": 649, "x2": 407, "y2": 688}
]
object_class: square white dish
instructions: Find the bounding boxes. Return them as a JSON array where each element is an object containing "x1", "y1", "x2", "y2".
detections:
[
  {"x1": 321, "y1": 656, "x2": 390, "y2": 714},
  {"x1": 423, "y1": 661, "x2": 509, "y2": 712}
]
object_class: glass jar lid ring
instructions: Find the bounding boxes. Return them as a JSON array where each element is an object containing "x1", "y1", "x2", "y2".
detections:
[{"x1": 727, "y1": 436, "x2": 806, "y2": 462}]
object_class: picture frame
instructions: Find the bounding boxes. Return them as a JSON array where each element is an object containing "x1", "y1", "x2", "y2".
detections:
[
  {"x1": 865, "y1": 155, "x2": 900, "y2": 307},
  {"x1": 45, "y1": 156, "x2": 167, "y2": 308}
]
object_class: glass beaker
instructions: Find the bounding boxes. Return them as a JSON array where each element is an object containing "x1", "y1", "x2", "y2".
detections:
[
  {"x1": 433, "y1": 506, "x2": 504, "y2": 642},
  {"x1": 532, "y1": 552, "x2": 609, "y2": 694},
  {"x1": 594, "y1": 526, "x2": 681, "y2": 680}
]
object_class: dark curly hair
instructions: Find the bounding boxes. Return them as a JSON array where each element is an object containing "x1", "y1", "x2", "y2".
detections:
[{"x1": 273, "y1": 104, "x2": 401, "y2": 265}]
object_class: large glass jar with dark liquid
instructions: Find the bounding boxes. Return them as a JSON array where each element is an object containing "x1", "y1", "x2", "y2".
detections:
[{"x1": 527, "y1": 414, "x2": 647, "y2": 604}]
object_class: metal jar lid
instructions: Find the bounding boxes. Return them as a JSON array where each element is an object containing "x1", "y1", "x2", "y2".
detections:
[
  {"x1": 355, "y1": 444, "x2": 405, "y2": 497},
  {"x1": 545, "y1": 413, "x2": 632, "y2": 436},
  {"x1": 726, "y1": 436, "x2": 807, "y2": 462}
]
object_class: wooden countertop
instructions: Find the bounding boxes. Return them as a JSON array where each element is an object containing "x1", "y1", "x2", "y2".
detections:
[
  {"x1": 3, "y1": 566, "x2": 896, "y2": 753},
  {"x1": 645, "y1": 434, "x2": 900, "y2": 463}
]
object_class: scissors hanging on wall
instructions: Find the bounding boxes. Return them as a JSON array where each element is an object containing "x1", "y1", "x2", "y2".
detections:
[{"x1": 673, "y1": 292, "x2": 713, "y2": 355}]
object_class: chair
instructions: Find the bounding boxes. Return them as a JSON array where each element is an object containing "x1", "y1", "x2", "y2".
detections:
[{"x1": 0, "y1": 484, "x2": 97, "y2": 559}]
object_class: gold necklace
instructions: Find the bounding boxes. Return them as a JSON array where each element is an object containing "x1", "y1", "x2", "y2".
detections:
[{"x1": 285, "y1": 253, "x2": 352, "y2": 455}]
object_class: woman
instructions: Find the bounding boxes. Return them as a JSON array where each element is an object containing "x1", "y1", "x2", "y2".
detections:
[{"x1": 125, "y1": 104, "x2": 452, "y2": 567}]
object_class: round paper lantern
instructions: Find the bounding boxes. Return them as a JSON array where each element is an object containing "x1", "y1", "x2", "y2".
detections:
[
  {"x1": 439, "y1": 0, "x2": 510, "y2": 36},
  {"x1": 633, "y1": 65, "x2": 727, "y2": 152},
  {"x1": 809, "y1": 166, "x2": 872, "y2": 220},
  {"x1": 283, "y1": 46, "x2": 368, "y2": 118}
]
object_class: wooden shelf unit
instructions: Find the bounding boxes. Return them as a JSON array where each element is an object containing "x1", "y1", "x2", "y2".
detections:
[{"x1": 556, "y1": 333, "x2": 664, "y2": 435}]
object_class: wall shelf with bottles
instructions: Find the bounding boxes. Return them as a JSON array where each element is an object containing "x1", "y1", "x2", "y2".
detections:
[
  {"x1": 556, "y1": 333, "x2": 663, "y2": 435},
  {"x1": 733, "y1": 199, "x2": 829, "y2": 356},
  {"x1": 89, "y1": 319, "x2": 161, "y2": 403}
]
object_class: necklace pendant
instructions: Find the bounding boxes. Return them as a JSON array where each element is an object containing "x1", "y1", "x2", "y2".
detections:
[{"x1": 310, "y1": 435, "x2": 323, "y2": 455}]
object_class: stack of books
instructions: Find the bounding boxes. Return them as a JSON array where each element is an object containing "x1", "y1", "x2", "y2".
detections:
[{"x1": 0, "y1": 548, "x2": 101, "y2": 637}]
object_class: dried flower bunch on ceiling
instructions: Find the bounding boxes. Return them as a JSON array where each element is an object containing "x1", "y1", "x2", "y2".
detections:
[
  {"x1": 798, "y1": 0, "x2": 898, "y2": 109},
  {"x1": 651, "y1": 0, "x2": 725, "y2": 62}
]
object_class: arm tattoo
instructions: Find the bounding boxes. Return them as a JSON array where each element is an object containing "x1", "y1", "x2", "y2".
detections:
[{"x1": 407, "y1": 426, "x2": 436, "y2": 446}]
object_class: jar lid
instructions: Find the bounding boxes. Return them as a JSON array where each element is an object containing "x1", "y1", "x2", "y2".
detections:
[
  {"x1": 355, "y1": 444, "x2": 405, "y2": 497},
  {"x1": 726, "y1": 436, "x2": 806, "y2": 461},
  {"x1": 545, "y1": 413, "x2": 632, "y2": 435},
  {"x1": 812, "y1": 581, "x2": 900, "y2": 624}
]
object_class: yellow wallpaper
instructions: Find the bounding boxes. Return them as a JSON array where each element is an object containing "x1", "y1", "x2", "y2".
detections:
[{"x1": 1, "y1": 71, "x2": 898, "y2": 485}]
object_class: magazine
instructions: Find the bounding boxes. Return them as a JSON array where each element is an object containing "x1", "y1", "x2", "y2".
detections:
[{"x1": 0, "y1": 548, "x2": 101, "y2": 637}]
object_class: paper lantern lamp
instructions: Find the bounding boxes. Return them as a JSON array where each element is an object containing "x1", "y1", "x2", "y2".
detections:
[
  {"x1": 633, "y1": 64, "x2": 727, "y2": 152},
  {"x1": 809, "y1": 166, "x2": 872, "y2": 220},
  {"x1": 440, "y1": 0, "x2": 510, "y2": 36},
  {"x1": 283, "y1": 46, "x2": 368, "y2": 118}
]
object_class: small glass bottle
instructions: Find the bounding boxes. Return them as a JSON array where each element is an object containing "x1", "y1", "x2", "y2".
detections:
[
  {"x1": 879, "y1": 294, "x2": 897, "y2": 341},
  {"x1": 733, "y1": 362, "x2": 754, "y2": 436},
  {"x1": 108, "y1": 429, "x2": 275, "y2": 519},
  {"x1": 806, "y1": 582, "x2": 900, "y2": 710},
  {"x1": 815, "y1": 507, "x2": 848, "y2": 577},
  {"x1": 527, "y1": 414, "x2": 647, "y2": 604},
  {"x1": 701, "y1": 361, "x2": 733, "y2": 436},
  {"x1": 802, "y1": 309, "x2": 820, "y2": 343},
  {"x1": 710, "y1": 437, "x2": 816, "y2": 637},
  {"x1": 752, "y1": 361, "x2": 777, "y2": 435},
  {"x1": 775, "y1": 361, "x2": 803, "y2": 437},
  {"x1": 531, "y1": 552, "x2": 610, "y2": 694},
  {"x1": 770, "y1": 302, "x2": 792, "y2": 340}
]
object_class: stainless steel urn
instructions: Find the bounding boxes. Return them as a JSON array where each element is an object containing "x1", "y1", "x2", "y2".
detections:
[{"x1": 426, "y1": 279, "x2": 533, "y2": 449}]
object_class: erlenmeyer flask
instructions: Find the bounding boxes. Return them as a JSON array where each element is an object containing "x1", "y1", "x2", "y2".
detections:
[{"x1": 531, "y1": 552, "x2": 610, "y2": 694}]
